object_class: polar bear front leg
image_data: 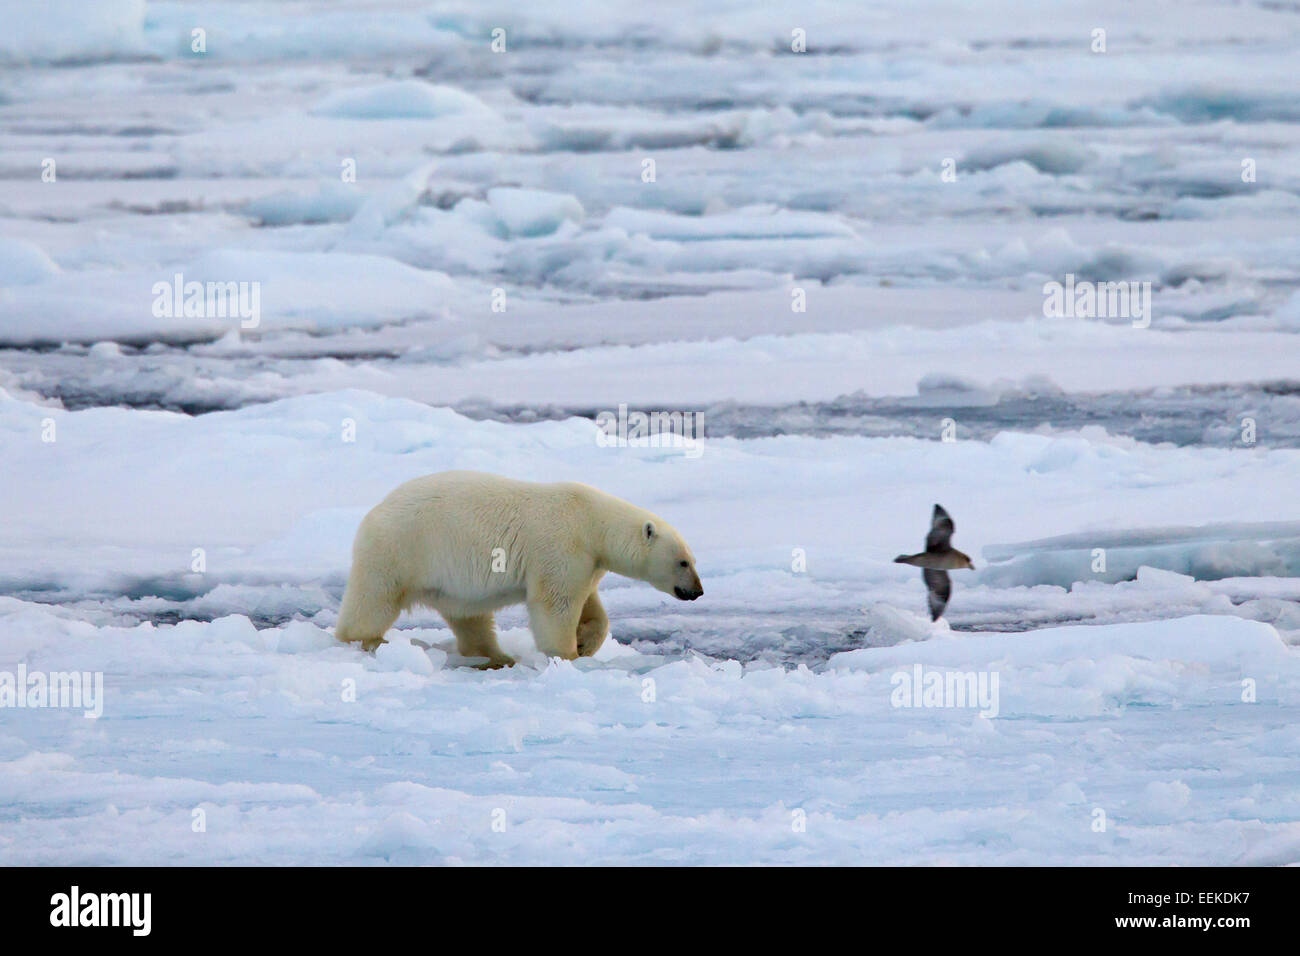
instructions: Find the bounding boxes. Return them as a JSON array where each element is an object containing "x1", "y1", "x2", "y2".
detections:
[
  {"x1": 526, "y1": 590, "x2": 582, "y2": 660},
  {"x1": 446, "y1": 614, "x2": 514, "y2": 669},
  {"x1": 576, "y1": 589, "x2": 609, "y2": 658}
]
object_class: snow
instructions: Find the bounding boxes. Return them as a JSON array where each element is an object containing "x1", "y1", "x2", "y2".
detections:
[
  {"x1": 604, "y1": 205, "x2": 858, "y2": 241},
  {"x1": 0, "y1": 250, "x2": 467, "y2": 344},
  {"x1": 5, "y1": 389, "x2": 1299, "y2": 603},
  {"x1": 2, "y1": 0, "x2": 1299, "y2": 865},
  {"x1": 3, "y1": 600, "x2": 1295, "y2": 865}
]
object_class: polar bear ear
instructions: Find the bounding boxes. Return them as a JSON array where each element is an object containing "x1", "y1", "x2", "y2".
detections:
[{"x1": 643, "y1": 520, "x2": 657, "y2": 542}]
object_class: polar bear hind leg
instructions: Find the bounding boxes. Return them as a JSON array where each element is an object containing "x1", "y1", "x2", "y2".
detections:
[
  {"x1": 336, "y1": 568, "x2": 402, "y2": 653},
  {"x1": 445, "y1": 614, "x2": 514, "y2": 669}
]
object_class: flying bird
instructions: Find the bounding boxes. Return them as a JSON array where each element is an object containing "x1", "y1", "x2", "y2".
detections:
[{"x1": 894, "y1": 504, "x2": 974, "y2": 621}]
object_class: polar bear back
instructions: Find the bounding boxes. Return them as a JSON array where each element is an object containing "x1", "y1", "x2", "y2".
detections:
[{"x1": 351, "y1": 471, "x2": 640, "y2": 612}]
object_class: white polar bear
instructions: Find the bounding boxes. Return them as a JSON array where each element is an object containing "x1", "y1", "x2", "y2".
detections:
[{"x1": 335, "y1": 471, "x2": 703, "y2": 666}]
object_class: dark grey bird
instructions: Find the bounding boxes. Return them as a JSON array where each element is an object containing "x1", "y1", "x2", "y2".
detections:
[{"x1": 894, "y1": 504, "x2": 974, "y2": 621}]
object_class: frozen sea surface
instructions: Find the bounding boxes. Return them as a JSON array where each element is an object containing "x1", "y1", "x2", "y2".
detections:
[{"x1": 1, "y1": 0, "x2": 1299, "y2": 864}]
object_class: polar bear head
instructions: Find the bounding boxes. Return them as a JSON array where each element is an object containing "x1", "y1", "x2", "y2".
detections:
[{"x1": 640, "y1": 520, "x2": 703, "y2": 601}]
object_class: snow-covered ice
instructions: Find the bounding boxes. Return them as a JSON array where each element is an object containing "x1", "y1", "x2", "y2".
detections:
[
  {"x1": 2, "y1": 0, "x2": 1299, "y2": 865},
  {"x1": 4, "y1": 603, "x2": 1297, "y2": 865}
]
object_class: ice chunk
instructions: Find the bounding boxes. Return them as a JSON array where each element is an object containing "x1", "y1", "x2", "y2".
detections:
[
  {"x1": 375, "y1": 637, "x2": 439, "y2": 675},
  {"x1": 963, "y1": 139, "x2": 1095, "y2": 175},
  {"x1": 1135, "y1": 566, "x2": 1196, "y2": 589},
  {"x1": 855, "y1": 603, "x2": 938, "y2": 648},
  {"x1": 361, "y1": 812, "x2": 439, "y2": 858},
  {"x1": 1142, "y1": 780, "x2": 1192, "y2": 815},
  {"x1": 0, "y1": 0, "x2": 144, "y2": 63},
  {"x1": 243, "y1": 183, "x2": 365, "y2": 226},
  {"x1": 274, "y1": 621, "x2": 337, "y2": 655},
  {"x1": 0, "y1": 238, "x2": 59, "y2": 286},
  {"x1": 486, "y1": 188, "x2": 585, "y2": 238},
  {"x1": 311, "y1": 81, "x2": 498, "y2": 121},
  {"x1": 983, "y1": 522, "x2": 1300, "y2": 587}
]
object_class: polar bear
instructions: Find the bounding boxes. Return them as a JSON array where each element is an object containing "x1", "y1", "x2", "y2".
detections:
[{"x1": 335, "y1": 471, "x2": 703, "y2": 666}]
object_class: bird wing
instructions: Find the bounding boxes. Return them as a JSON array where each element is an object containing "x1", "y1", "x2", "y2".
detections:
[
  {"x1": 923, "y1": 568, "x2": 951, "y2": 621},
  {"x1": 925, "y1": 504, "x2": 955, "y2": 552}
]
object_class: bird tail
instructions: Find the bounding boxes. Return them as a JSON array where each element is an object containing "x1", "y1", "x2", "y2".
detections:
[{"x1": 894, "y1": 553, "x2": 921, "y2": 566}]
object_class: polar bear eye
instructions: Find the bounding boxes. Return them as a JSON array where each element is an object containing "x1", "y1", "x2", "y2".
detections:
[{"x1": 679, "y1": 560, "x2": 689, "y2": 568}]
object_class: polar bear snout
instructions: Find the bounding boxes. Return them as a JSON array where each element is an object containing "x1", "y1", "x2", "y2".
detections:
[
  {"x1": 673, "y1": 570, "x2": 703, "y2": 601},
  {"x1": 665, "y1": 554, "x2": 707, "y2": 598}
]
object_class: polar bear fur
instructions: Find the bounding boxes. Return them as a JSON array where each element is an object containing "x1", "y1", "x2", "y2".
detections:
[{"x1": 335, "y1": 471, "x2": 703, "y2": 666}]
